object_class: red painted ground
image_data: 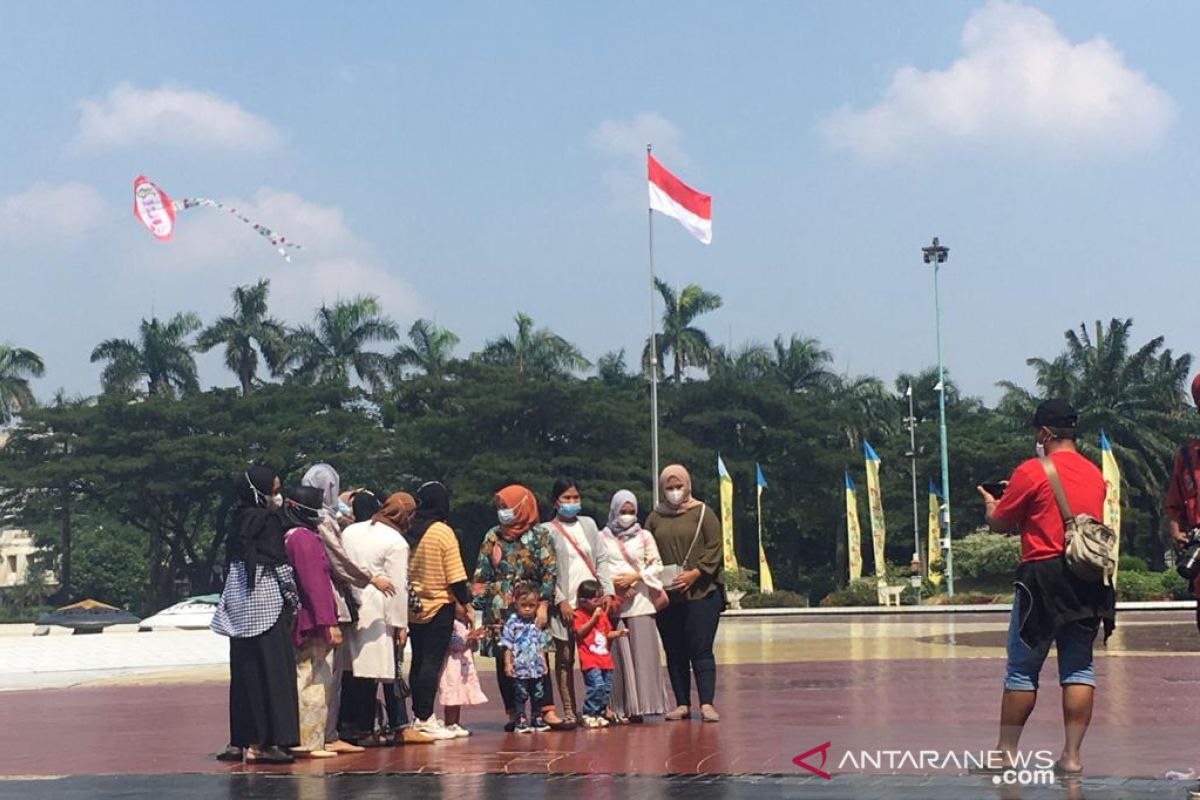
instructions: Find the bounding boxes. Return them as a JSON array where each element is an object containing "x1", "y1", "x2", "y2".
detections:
[{"x1": 2, "y1": 653, "x2": 1199, "y2": 778}]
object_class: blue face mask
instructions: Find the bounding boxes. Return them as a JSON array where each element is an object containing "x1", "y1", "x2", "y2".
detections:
[
  {"x1": 497, "y1": 508, "x2": 516, "y2": 526},
  {"x1": 558, "y1": 503, "x2": 581, "y2": 519},
  {"x1": 337, "y1": 500, "x2": 351, "y2": 517}
]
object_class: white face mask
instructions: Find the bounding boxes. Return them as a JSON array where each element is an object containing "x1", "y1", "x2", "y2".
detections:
[
  {"x1": 271, "y1": 494, "x2": 284, "y2": 509},
  {"x1": 1035, "y1": 441, "x2": 1046, "y2": 458},
  {"x1": 665, "y1": 488, "x2": 685, "y2": 506},
  {"x1": 616, "y1": 513, "x2": 637, "y2": 529},
  {"x1": 497, "y1": 508, "x2": 516, "y2": 526}
]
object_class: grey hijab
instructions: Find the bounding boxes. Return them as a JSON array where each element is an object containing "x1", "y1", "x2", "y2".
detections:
[{"x1": 301, "y1": 463, "x2": 340, "y2": 516}]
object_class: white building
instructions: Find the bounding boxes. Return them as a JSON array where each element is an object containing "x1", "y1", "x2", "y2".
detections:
[{"x1": 0, "y1": 529, "x2": 39, "y2": 588}]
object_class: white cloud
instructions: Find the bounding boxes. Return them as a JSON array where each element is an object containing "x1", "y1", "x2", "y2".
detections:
[
  {"x1": 591, "y1": 112, "x2": 690, "y2": 167},
  {"x1": 0, "y1": 182, "x2": 109, "y2": 243},
  {"x1": 74, "y1": 83, "x2": 283, "y2": 151},
  {"x1": 820, "y1": 1, "x2": 1175, "y2": 160},
  {"x1": 137, "y1": 188, "x2": 421, "y2": 323}
]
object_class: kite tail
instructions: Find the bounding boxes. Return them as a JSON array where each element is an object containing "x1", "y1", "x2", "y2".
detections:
[{"x1": 173, "y1": 197, "x2": 302, "y2": 262}]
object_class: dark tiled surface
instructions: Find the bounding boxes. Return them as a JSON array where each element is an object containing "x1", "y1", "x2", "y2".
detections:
[{"x1": 0, "y1": 773, "x2": 1193, "y2": 800}]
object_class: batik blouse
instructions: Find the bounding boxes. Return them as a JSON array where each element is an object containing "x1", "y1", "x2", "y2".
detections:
[{"x1": 471, "y1": 524, "x2": 557, "y2": 658}]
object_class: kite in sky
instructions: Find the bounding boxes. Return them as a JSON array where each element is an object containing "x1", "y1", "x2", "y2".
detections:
[{"x1": 133, "y1": 175, "x2": 301, "y2": 262}]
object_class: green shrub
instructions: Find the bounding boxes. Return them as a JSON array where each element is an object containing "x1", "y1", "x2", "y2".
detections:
[
  {"x1": 722, "y1": 567, "x2": 759, "y2": 594},
  {"x1": 740, "y1": 590, "x2": 809, "y2": 608},
  {"x1": 1119, "y1": 554, "x2": 1149, "y2": 573},
  {"x1": 1159, "y1": 569, "x2": 1190, "y2": 600},
  {"x1": 818, "y1": 579, "x2": 880, "y2": 607},
  {"x1": 953, "y1": 533, "x2": 1020, "y2": 579},
  {"x1": 1117, "y1": 570, "x2": 1171, "y2": 601}
]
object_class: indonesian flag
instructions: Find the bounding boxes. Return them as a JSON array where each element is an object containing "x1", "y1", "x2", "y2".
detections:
[{"x1": 648, "y1": 154, "x2": 712, "y2": 244}]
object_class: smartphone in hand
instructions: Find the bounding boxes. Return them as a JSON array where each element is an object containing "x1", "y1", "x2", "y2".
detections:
[{"x1": 980, "y1": 481, "x2": 1007, "y2": 499}]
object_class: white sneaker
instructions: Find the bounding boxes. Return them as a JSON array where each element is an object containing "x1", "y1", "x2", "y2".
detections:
[
  {"x1": 413, "y1": 716, "x2": 457, "y2": 741},
  {"x1": 445, "y1": 723, "x2": 471, "y2": 738}
]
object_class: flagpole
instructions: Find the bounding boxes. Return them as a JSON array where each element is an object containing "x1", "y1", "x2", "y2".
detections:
[{"x1": 647, "y1": 143, "x2": 661, "y2": 501}]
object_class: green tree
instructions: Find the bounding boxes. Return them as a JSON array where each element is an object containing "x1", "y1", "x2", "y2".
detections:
[
  {"x1": 0, "y1": 343, "x2": 44, "y2": 423},
  {"x1": 392, "y1": 319, "x2": 460, "y2": 378},
  {"x1": 478, "y1": 312, "x2": 590, "y2": 376},
  {"x1": 89, "y1": 312, "x2": 202, "y2": 397},
  {"x1": 196, "y1": 280, "x2": 289, "y2": 396},
  {"x1": 289, "y1": 295, "x2": 399, "y2": 390},
  {"x1": 998, "y1": 318, "x2": 1196, "y2": 559},
  {"x1": 771, "y1": 334, "x2": 835, "y2": 392},
  {"x1": 643, "y1": 279, "x2": 723, "y2": 382}
]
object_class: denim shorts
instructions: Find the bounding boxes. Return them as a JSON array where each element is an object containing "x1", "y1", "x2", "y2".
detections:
[{"x1": 1003, "y1": 595, "x2": 1097, "y2": 692}]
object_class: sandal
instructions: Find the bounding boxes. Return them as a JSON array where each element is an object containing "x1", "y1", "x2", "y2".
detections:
[
  {"x1": 1053, "y1": 760, "x2": 1083, "y2": 777},
  {"x1": 244, "y1": 746, "x2": 294, "y2": 764},
  {"x1": 216, "y1": 745, "x2": 243, "y2": 762}
]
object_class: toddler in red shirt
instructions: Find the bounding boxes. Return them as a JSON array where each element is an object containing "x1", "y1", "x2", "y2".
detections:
[{"x1": 572, "y1": 580, "x2": 628, "y2": 728}]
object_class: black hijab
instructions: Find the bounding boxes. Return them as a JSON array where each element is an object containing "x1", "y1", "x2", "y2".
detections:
[
  {"x1": 408, "y1": 481, "x2": 451, "y2": 546},
  {"x1": 283, "y1": 485, "x2": 324, "y2": 532},
  {"x1": 351, "y1": 489, "x2": 382, "y2": 523},
  {"x1": 227, "y1": 465, "x2": 287, "y2": 591}
]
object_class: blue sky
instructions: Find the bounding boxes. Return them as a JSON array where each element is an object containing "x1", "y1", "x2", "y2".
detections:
[{"x1": 3, "y1": 2, "x2": 1198, "y2": 403}]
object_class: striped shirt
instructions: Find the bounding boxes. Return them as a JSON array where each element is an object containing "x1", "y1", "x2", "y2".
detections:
[{"x1": 408, "y1": 522, "x2": 467, "y2": 624}]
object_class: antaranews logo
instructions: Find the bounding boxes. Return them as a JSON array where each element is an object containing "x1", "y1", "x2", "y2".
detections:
[{"x1": 792, "y1": 742, "x2": 1056, "y2": 786}]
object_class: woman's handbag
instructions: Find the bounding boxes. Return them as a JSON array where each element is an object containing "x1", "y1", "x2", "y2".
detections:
[{"x1": 660, "y1": 503, "x2": 706, "y2": 595}]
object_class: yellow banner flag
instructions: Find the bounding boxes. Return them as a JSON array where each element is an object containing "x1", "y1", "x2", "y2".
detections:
[
  {"x1": 927, "y1": 480, "x2": 943, "y2": 587},
  {"x1": 863, "y1": 441, "x2": 887, "y2": 581},
  {"x1": 1101, "y1": 431, "x2": 1121, "y2": 583},
  {"x1": 717, "y1": 455, "x2": 739, "y2": 573},
  {"x1": 845, "y1": 472, "x2": 863, "y2": 582},
  {"x1": 756, "y1": 464, "x2": 774, "y2": 593}
]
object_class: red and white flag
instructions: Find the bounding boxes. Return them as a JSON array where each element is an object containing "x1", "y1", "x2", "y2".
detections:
[{"x1": 648, "y1": 154, "x2": 711, "y2": 244}]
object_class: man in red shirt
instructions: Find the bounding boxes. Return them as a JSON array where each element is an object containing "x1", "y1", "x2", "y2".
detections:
[
  {"x1": 977, "y1": 399, "x2": 1113, "y2": 778},
  {"x1": 1164, "y1": 375, "x2": 1200, "y2": 552}
]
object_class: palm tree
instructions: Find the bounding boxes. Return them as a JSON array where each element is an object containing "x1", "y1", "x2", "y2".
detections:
[
  {"x1": 479, "y1": 312, "x2": 591, "y2": 376},
  {"x1": 0, "y1": 344, "x2": 45, "y2": 423},
  {"x1": 289, "y1": 295, "x2": 399, "y2": 390},
  {"x1": 642, "y1": 279, "x2": 723, "y2": 382},
  {"x1": 195, "y1": 280, "x2": 289, "y2": 395},
  {"x1": 90, "y1": 313, "x2": 202, "y2": 397},
  {"x1": 595, "y1": 349, "x2": 629, "y2": 386},
  {"x1": 830, "y1": 374, "x2": 895, "y2": 450},
  {"x1": 393, "y1": 319, "x2": 460, "y2": 378},
  {"x1": 998, "y1": 318, "x2": 1195, "y2": 556},
  {"x1": 771, "y1": 334, "x2": 836, "y2": 392},
  {"x1": 710, "y1": 342, "x2": 773, "y2": 381}
]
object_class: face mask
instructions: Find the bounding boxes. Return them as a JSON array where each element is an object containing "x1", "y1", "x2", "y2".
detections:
[
  {"x1": 616, "y1": 513, "x2": 637, "y2": 529},
  {"x1": 1035, "y1": 441, "x2": 1046, "y2": 458},
  {"x1": 665, "y1": 489, "x2": 685, "y2": 506},
  {"x1": 337, "y1": 500, "x2": 352, "y2": 517},
  {"x1": 497, "y1": 508, "x2": 516, "y2": 526},
  {"x1": 272, "y1": 494, "x2": 284, "y2": 509},
  {"x1": 558, "y1": 503, "x2": 581, "y2": 519}
]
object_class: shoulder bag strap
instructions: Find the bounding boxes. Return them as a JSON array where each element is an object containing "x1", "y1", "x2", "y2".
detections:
[
  {"x1": 608, "y1": 530, "x2": 642, "y2": 572},
  {"x1": 550, "y1": 519, "x2": 598, "y2": 579},
  {"x1": 681, "y1": 503, "x2": 707, "y2": 568},
  {"x1": 1038, "y1": 457, "x2": 1073, "y2": 522}
]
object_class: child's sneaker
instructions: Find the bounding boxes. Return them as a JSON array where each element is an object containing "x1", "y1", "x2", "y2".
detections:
[
  {"x1": 446, "y1": 724, "x2": 471, "y2": 738},
  {"x1": 532, "y1": 716, "x2": 550, "y2": 732},
  {"x1": 597, "y1": 716, "x2": 610, "y2": 728},
  {"x1": 514, "y1": 715, "x2": 531, "y2": 733},
  {"x1": 581, "y1": 716, "x2": 599, "y2": 728}
]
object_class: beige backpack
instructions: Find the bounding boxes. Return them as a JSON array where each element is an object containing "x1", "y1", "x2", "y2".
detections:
[{"x1": 1040, "y1": 457, "x2": 1116, "y2": 586}]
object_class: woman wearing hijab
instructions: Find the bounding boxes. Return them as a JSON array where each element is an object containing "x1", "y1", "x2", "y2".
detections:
[
  {"x1": 405, "y1": 481, "x2": 471, "y2": 740},
  {"x1": 544, "y1": 478, "x2": 608, "y2": 728},
  {"x1": 211, "y1": 466, "x2": 300, "y2": 764},
  {"x1": 600, "y1": 489, "x2": 671, "y2": 722},
  {"x1": 281, "y1": 485, "x2": 341, "y2": 758},
  {"x1": 645, "y1": 464, "x2": 724, "y2": 723},
  {"x1": 338, "y1": 492, "x2": 415, "y2": 744},
  {"x1": 472, "y1": 484, "x2": 562, "y2": 730},
  {"x1": 301, "y1": 465, "x2": 394, "y2": 754}
]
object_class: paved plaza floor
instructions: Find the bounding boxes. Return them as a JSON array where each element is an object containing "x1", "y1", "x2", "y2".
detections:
[{"x1": 2, "y1": 611, "x2": 1199, "y2": 799}]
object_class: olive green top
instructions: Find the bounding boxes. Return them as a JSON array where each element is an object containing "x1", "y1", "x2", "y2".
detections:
[{"x1": 645, "y1": 503, "x2": 723, "y2": 601}]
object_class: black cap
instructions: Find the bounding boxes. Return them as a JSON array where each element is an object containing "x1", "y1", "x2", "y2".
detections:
[{"x1": 1031, "y1": 399, "x2": 1078, "y2": 429}]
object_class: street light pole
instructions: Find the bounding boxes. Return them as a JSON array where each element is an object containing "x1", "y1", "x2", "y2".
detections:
[
  {"x1": 904, "y1": 384, "x2": 921, "y2": 576},
  {"x1": 922, "y1": 236, "x2": 953, "y2": 598}
]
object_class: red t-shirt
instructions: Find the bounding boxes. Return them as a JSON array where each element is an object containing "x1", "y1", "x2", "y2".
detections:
[
  {"x1": 573, "y1": 607, "x2": 614, "y2": 671},
  {"x1": 1165, "y1": 441, "x2": 1200, "y2": 529},
  {"x1": 991, "y1": 450, "x2": 1105, "y2": 563}
]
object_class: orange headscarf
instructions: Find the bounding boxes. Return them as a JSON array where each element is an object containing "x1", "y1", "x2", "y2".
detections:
[
  {"x1": 495, "y1": 484, "x2": 539, "y2": 539},
  {"x1": 654, "y1": 464, "x2": 704, "y2": 517},
  {"x1": 372, "y1": 492, "x2": 417, "y2": 534}
]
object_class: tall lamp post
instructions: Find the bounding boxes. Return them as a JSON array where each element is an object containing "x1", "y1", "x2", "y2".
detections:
[
  {"x1": 904, "y1": 384, "x2": 921, "y2": 574},
  {"x1": 921, "y1": 236, "x2": 953, "y2": 597}
]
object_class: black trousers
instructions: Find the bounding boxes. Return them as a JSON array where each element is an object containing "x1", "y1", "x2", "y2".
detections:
[
  {"x1": 228, "y1": 611, "x2": 299, "y2": 748},
  {"x1": 655, "y1": 589, "x2": 722, "y2": 706},
  {"x1": 338, "y1": 671, "x2": 379, "y2": 738},
  {"x1": 408, "y1": 603, "x2": 455, "y2": 721},
  {"x1": 493, "y1": 650, "x2": 554, "y2": 713}
]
